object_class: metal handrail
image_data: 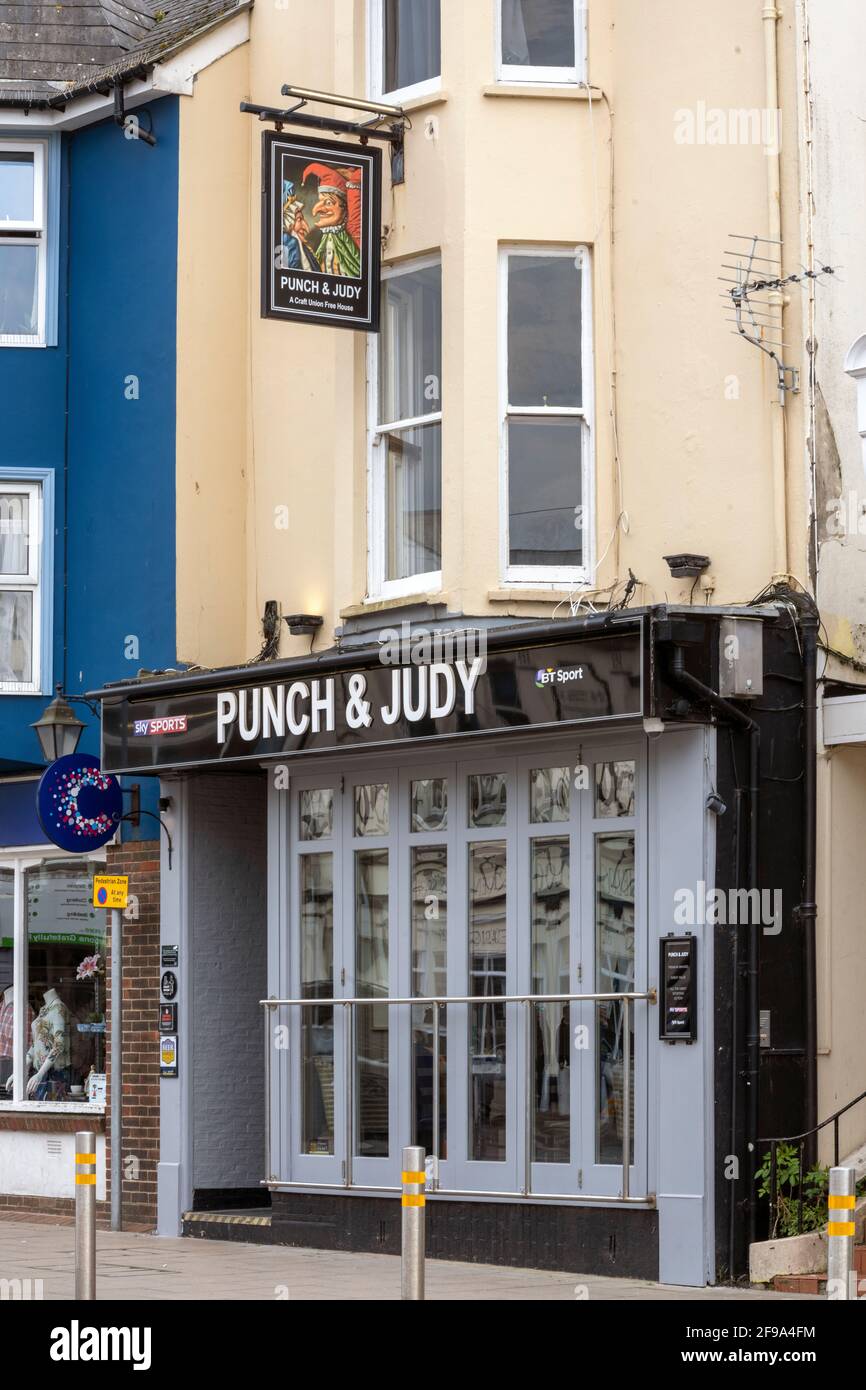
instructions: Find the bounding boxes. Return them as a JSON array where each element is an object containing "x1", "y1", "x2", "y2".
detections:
[
  {"x1": 261, "y1": 989, "x2": 656, "y2": 1206},
  {"x1": 759, "y1": 1086, "x2": 866, "y2": 1238}
]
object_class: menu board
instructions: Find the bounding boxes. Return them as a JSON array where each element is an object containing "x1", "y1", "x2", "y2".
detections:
[{"x1": 659, "y1": 935, "x2": 697, "y2": 1042}]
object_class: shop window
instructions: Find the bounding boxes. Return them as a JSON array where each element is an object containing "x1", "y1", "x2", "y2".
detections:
[
  {"x1": 300, "y1": 850, "x2": 335, "y2": 1154},
  {"x1": 1, "y1": 857, "x2": 105, "y2": 1107},
  {"x1": 531, "y1": 836, "x2": 570, "y2": 1162},
  {"x1": 468, "y1": 840, "x2": 507, "y2": 1161},
  {"x1": 498, "y1": 0, "x2": 587, "y2": 84},
  {"x1": 411, "y1": 842, "x2": 447, "y2": 1156},
  {"x1": 0, "y1": 139, "x2": 58, "y2": 348},
  {"x1": 0, "y1": 481, "x2": 43, "y2": 693},
  {"x1": 370, "y1": 0, "x2": 441, "y2": 102},
  {"x1": 500, "y1": 247, "x2": 592, "y2": 585},
  {"x1": 369, "y1": 257, "x2": 442, "y2": 597},
  {"x1": 355, "y1": 847, "x2": 390, "y2": 1156},
  {"x1": 595, "y1": 832, "x2": 635, "y2": 1165}
]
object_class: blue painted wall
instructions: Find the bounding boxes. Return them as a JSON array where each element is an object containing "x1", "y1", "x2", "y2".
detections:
[{"x1": 0, "y1": 98, "x2": 179, "y2": 839}]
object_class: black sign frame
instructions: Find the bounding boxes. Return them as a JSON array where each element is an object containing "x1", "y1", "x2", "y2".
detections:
[
  {"x1": 659, "y1": 934, "x2": 697, "y2": 1043},
  {"x1": 100, "y1": 629, "x2": 645, "y2": 775},
  {"x1": 262, "y1": 130, "x2": 382, "y2": 332}
]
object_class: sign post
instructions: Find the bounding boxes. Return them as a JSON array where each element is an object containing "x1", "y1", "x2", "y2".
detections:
[{"x1": 92, "y1": 875, "x2": 128, "y2": 1234}]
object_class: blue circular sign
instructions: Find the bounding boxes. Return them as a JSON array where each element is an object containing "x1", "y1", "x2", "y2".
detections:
[{"x1": 36, "y1": 754, "x2": 123, "y2": 852}]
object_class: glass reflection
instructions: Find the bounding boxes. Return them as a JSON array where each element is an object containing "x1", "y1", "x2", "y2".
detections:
[
  {"x1": 355, "y1": 848, "x2": 389, "y2": 1157},
  {"x1": 299, "y1": 788, "x2": 333, "y2": 841},
  {"x1": 469, "y1": 841, "x2": 507, "y2": 1162},
  {"x1": 595, "y1": 833, "x2": 635, "y2": 1166},
  {"x1": 300, "y1": 854, "x2": 334, "y2": 1154},
  {"x1": 354, "y1": 784, "x2": 389, "y2": 837},
  {"x1": 595, "y1": 761, "x2": 635, "y2": 818},
  {"x1": 530, "y1": 766, "x2": 571, "y2": 824},
  {"x1": 507, "y1": 417, "x2": 583, "y2": 568},
  {"x1": 410, "y1": 777, "x2": 448, "y2": 833},
  {"x1": 468, "y1": 773, "x2": 507, "y2": 828},
  {"x1": 411, "y1": 845, "x2": 447, "y2": 1157},
  {"x1": 531, "y1": 838, "x2": 570, "y2": 1163}
]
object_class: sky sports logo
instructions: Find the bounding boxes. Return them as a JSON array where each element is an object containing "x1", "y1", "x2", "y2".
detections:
[
  {"x1": 535, "y1": 666, "x2": 585, "y2": 688},
  {"x1": 133, "y1": 716, "x2": 188, "y2": 736}
]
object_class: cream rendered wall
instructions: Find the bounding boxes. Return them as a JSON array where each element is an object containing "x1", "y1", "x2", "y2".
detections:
[
  {"x1": 176, "y1": 41, "x2": 251, "y2": 670},
  {"x1": 180, "y1": 0, "x2": 808, "y2": 667}
]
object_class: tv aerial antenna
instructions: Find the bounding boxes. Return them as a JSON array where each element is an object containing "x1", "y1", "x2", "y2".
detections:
[{"x1": 721, "y1": 233, "x2": 837, "y2": 399}]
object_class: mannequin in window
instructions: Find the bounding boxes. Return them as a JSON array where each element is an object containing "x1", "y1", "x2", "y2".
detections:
[
  {"x1": 26, "y1": 988, "x2": 70, "y2": 1099},
  {"x1": 1, "y1": 986, "x2": 33, "y2": 1093}
]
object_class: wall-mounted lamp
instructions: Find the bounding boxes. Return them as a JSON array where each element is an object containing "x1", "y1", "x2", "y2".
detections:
[
  {"x1": 31, "y1": 685, "x2": 87, "y2": 761},
  {"x1": 663, "y1": 553, "x2": 711, "y2": 580},
  {"x1": 283, "y1": 614, "x2": 324, "y2": 637}
]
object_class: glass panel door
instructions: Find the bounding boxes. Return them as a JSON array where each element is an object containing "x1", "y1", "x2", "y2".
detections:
[
  {"x1": 520, "y1": 757, "x2": 580, "y2": 1195},
  {"x1": 290, "y1": 779, "x2": 344, "y2": 1185},
  {"x1": 577, "y1": 748, "x2": 647, "y2": 1197},
  {"x1": 451, "y1": 760, "x2": 518, "y2": 1193},
  {"x1": 347, "y1": 775, "x2": 396, "y2": 1186}
]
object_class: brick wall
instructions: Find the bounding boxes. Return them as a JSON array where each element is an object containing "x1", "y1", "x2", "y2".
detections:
[{"x1": 105, "y1": 838, "x2": 160, "y2": 1229}]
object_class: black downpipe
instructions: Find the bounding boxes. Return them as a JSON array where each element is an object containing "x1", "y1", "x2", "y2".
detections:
[
  {"x1": 800, "y1": 614, "x2": 819, "y2": 1162},
  {"x1": 666, "y1": 646, "x2": 761, "y2": 1253}
]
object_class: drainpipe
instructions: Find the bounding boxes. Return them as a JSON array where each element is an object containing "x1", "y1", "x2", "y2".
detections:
[
  {"x1": 762, "y1": 0, "x2": 789, "y2": 577},
  {"x1": 800, "y1": 613, "x2": 819, "y2": 1160},
  {"x1": 666, "y1": 646, "x2": 762, "y2": 1252}
]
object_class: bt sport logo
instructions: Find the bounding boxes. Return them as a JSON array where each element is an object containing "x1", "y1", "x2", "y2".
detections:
[{"x1": 535, "y1": 666, "x2": 585, "y2": 688}]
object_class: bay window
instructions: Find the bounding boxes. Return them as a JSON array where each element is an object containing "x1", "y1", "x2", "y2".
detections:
[
  {"x1": 501, "y1": 246, "x2": 592, "y2": 584},
  {"x1": 370, "y1": 0, "x2": 441, "y2": 102},
  {"x1": 369, "y1": 257, "x2": 442, "y2": 596},
  {"x1": 498, "y1": 0, "x2": 587, "y2": 84}
]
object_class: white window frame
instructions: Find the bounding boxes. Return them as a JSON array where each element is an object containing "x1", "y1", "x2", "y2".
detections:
[
  {"x1": 0, "y1": 480, "x2": 43, "y2": 694},
  {"x1": 496, "y1": 0, "x2": 587, "y2": 86},
  {"x1": 499, "y1": 244, "x2": 594, "y2": 587},
  {"x1": 0, "y1": 845, "x2": 108, "y2": 1111},
  {"x1": 367, "y1": 253, "x2": 443, "y2": 600},
  {"x1": 368, "y1": 0, "x2": 442, "y2": 104},
  {"x1": 0, "y1": 139, "x2": 48, "y2": 348}
]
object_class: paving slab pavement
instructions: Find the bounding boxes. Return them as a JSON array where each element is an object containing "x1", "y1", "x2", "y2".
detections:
[{"x1": 0, "y1": 1219, "x2": 802, "y2": 1300}]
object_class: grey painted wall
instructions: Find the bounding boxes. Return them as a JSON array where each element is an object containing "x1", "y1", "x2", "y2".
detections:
[{"x1": 190, "y1": 773, "x2": 268, "y2": 1191}]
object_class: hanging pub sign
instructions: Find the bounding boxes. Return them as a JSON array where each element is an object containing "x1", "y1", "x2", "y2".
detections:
[{"x1": 262, "y1": 131, "x2": 382, "y2": 332}]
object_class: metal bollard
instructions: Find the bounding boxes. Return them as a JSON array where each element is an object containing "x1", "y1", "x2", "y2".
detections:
[
  {"x1": 74, "y1": 1130, "x2": 96, "y2": 1301},
  {"x1": 827, "y1": 1165, "x2": 856, "y2": 1300},
  {"x1": 401, "y1": 1145, "x2": 426, "y2": 1301}
]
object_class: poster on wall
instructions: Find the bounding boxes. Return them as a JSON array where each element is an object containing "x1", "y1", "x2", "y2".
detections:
[{"x1": 262, "y1": 131, "x2": 382, "y2": 332}]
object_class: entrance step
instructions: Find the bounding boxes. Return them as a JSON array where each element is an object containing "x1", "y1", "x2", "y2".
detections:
[
  {"x1": 182, "y1": 1210, "x2": 274, "y2": 1246},
  {"x1": 771, "y1": 1246, "x2": 866, "y2": 1295}
]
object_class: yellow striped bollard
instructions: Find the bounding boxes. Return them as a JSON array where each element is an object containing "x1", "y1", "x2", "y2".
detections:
[
  {"x1": 75, "y1": 1130, "x2": 96, "y2": 1300},
  {"x1": 401, "y1": 1145, "x2": 426, "y2": 1300},
  {"x1": 826, "y1": 1165, "x2": 856, "y2": 1300}
]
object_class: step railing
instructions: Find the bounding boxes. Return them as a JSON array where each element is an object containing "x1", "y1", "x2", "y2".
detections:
[{"x1": 760, "y1": 1087, "x2": 866, "y2": 1237}]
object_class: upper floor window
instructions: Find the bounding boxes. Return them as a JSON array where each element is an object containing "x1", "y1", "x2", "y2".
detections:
[
  {"x1": 369, "y1": 257, "x2": 442, "y2": 597},
  {"x1": 370, "y1": 0, "x2": 441, "y2": 102},
  {"x1": 0, "y1": 142, "x2": 47, "y2": 347},
  {"x1": 498, "y1": 0, "x2": 587, "y2": 84},
  {"x1": 500, "y1": 247, "x2": 592, "y2": 583},
  {"x1": 0, "y1": 481, "x2": 43, "y2": 693}
]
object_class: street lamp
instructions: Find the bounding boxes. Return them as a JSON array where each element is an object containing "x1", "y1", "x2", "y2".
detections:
[{"x1": 31, "y1": 685, "x2": 87, "y2": 761}]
